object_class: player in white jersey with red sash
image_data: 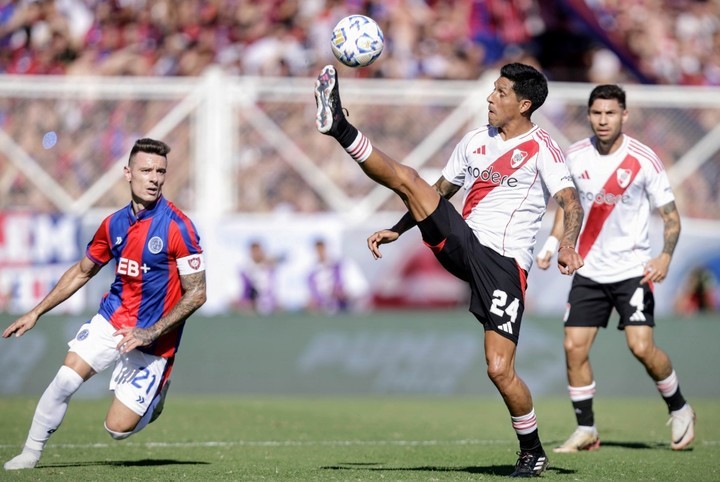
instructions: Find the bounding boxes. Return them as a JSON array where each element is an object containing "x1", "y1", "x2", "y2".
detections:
[
  {"x1": 536, "y1": 84, "x2": 695, "y2": 453},
  {"x1": 315, "y1": 62, "x2": 585, "y2": 478}
]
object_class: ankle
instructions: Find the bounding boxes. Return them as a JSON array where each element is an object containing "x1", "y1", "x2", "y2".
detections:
[{"x1": 335, "y1": 120, "x2": 358, "y2": 149}]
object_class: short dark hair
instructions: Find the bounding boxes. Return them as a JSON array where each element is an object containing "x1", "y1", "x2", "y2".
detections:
[
  {"x1": 588, "y1": 84, "x2": 626, "y2": 109},
  {"x1": 500, "y1": 63, "x2": 548, "y2": 116},
  {"x1": 128, "y1": 138, "x2": 171, "y2": 164}
]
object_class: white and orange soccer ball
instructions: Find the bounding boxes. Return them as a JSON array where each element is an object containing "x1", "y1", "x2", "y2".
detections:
[{"x1": 330, "y1": 15, "x2": 384, "y2": 68}]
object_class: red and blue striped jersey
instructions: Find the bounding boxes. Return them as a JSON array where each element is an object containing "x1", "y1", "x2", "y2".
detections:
[{"x1": 85, "y1": 196, "x2": 205, "y2": 358}]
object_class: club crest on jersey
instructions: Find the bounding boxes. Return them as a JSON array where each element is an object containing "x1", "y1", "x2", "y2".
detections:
[
  {"x1": 616, "y1": 168, "x2": 632, "y2": 188},
  {"x1": 510, "y1": 149, "x2": 527, "y2": 169},
  {"x1": 188, "y1": 256, "x2": 201, "y2": 270},
  {"x1": 148, "y1": 236, "x2": 163, "y2": 254},
  {"x1": 76, "y1": 329, "x2": 89, "y2": 341}
]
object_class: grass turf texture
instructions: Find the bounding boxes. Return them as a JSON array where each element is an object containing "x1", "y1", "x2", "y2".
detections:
[{"x1": 1, "y1": 396, "x2": 718, "y2": 481}]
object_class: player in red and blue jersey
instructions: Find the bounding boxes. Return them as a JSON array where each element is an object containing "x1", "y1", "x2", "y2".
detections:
[{"x1": 3, "y1": 138, "x2": 207, "y2": 471}]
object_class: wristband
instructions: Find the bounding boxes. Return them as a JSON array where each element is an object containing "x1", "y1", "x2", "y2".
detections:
[{"x1": 538, "y1": 236, "x2": 559, "y2": 258}]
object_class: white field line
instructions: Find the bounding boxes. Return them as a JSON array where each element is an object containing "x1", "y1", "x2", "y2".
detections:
[
  {"x1": 0, "y1": 439, "x2": 511, "y2": 450},
  {"x1": 2, "y1": 439, "x2": 718, "y2": 450}
]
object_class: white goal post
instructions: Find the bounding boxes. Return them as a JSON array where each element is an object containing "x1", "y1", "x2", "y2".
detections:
[{"x1": 0, "y1": 68, "x2": 718, "y2": 219}]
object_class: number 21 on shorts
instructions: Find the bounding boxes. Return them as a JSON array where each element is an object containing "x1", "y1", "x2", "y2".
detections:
[{"x1": 131, "y1": 367, "x2": 157, "y2": 396}]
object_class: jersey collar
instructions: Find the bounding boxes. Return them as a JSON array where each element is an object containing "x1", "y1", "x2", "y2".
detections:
[{"x1": 126, "y1": 195, "x2": 166, "y2": 224}]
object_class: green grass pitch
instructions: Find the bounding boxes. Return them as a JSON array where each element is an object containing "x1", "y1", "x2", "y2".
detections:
[
  {"x1": 1, "y1": 396, "x2": 719, "y2": 480},
  {"x1": 1, "y1": 310, "x2": 718, "y2": 480}
]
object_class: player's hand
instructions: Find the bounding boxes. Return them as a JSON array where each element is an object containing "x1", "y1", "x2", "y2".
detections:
[
  {"x1": 367, "y1": 229, "x2": 400, "y2": 259},
  {"x1": 641, "y1": 253, "x2": 671, "y2": 285},
  {"x1": 535, "y1": 236, "x2": 558, "y2": 270},
  {"x1": 557, "y1": 246, "x2": 584, "y2": 276},
  {"x1": 2, "y1": 312, "x2": 39, "y2": 338},
  {"x1": 114, "y1": 327, "x2": 156, "y2": 353},
  {"x1": 536, "y1": 252, "x2": 553, "y2": 270}
]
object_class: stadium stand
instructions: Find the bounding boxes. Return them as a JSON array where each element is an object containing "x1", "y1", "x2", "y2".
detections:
[{"x1": 0, "y1": 0, "x2": 718, "y2": 218}]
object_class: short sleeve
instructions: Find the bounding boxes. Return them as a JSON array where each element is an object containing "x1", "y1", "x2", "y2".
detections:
[
  {"x1": 168, "y1": 216, "x2": 204, "y2": 275},
  {"x1": 538, "y1": 138, "x2": 574, "y2": 197},
  {"x1": 85, "y1": 217, "x2": 112, "y2": 266},
  {"x1": 645, "y1": 162, "x2": 675, "y2": 209},
  {"x1": 441, "y1": 131, "x2": 474, "y2": 187}
]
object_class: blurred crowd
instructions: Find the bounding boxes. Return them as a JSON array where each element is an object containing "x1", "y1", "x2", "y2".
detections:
[
  {"x1": 0, "y1": 0, "x2": 718, "y2": 84},
  {"x1": 583, "y1": 0, "x2": 720, "y2": 85},
  {"x1": 234, "y1": 237, "x2": 371, "y2": 315},
  {"x1": 0, "y1": 0, "x2": 718, "y2": 219}
]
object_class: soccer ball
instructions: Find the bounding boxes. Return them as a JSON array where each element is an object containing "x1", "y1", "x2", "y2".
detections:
[{"x1": 330, "y1": 15, "x2": 384, "y2": 68}]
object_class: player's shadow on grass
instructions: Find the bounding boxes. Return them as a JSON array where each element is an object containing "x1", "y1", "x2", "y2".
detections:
[
  {"x1": 600, "y1": 441, "x2": 676, "y2": 450},
  {"x1": 322, "y1": 462, "x2": 576, "y2": 477},
  {"x1": 41, "y1": 459, "x2": 210, "y2": 468}
]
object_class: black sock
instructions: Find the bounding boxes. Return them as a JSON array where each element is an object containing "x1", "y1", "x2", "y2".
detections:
[
  {"x1": 572, "y1": 398, "x2": 595, "y2": 426},
  {"x1": 335, "y1": 119, "x2": 358, "y2": 149},
  {"x1": 663, "y1": 387, "x2": 687, "y2": 413},
  {"x1": 517, "y1": 429, "x2": 544, "y2": 454}
]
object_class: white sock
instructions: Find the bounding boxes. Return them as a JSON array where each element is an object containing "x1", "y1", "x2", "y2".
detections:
[
  {"x1": 577, "y1": 425, "x2": 597, "y2": 433},
  {"x1": 24, "y1": 366, "x2": 84, "y2": 455},
  {"x1": 511, "y1": 408, "x2": 538, "y2": 435},
  {"x1": 568, "y1": 381, "x2": 596, "y2": 401},
  {"x1": 345, "y1": 131, "x2": 373, "y2": 163},
  {"x1": 656, "y1": 370, "x2": 679, "y2": 398}
]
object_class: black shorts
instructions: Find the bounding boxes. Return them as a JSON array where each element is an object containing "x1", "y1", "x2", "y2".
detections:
[
  {"x1": 564, "y1": 273, "x2": 655, "y2": 329},
  {"x1": 417, "y1": 197, "x2": 528, "y2": 344}
]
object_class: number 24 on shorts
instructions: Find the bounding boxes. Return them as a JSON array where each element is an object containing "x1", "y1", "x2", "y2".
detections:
[{"x1": 490, "y1": 289, "x2": 520, "y2": 322}]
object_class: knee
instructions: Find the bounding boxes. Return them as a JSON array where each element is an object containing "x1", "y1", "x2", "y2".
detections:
[
  {"x1": 563, "y1": 337, "x2": 589, "y2": 362},
  {"x1": 54, "y1": 366, "x2": 85, "y2": 397},
  {"x1": 104, "y1": 421, "x2": 134, "y2": 440},
  {"x1": 628, "y1": 339, "x2": 653, "y2": 361},
  {"x1": 388, "y1": 165, "x2": 422, "y2": 197},
  {"x1": 486, "y1": 358, "x2": 513, "y2": 387}
]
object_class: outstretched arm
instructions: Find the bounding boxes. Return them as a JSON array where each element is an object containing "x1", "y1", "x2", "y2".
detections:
[
  {"x1": 114, "y1": 270, "x2": 207, "y2": 353},
  {"x1": 3, "y1": 256, "x2": 102, "y2": 338},
  {"x1": 535, "y1": 206, "x2": 565, "y2": 270},
  {"x1": 552, "y1": 187, "x2": 584, "y2": 275},
  {"x1": 641, "y1": 201, "x2": 680, "y2": 285},
  {"x1": 367, "y1": 177, "x2": 460, "y2": 259}
]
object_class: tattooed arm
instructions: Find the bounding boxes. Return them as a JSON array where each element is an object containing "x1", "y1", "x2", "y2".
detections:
[
  {"x1": 641, "y1": 201, "x2": 681, "y2": 285},
  {"x1": 115, "y1": 270, "x2": 207, "y2": 353},
  {"x1": 367, "y1": 177, "x2": 460, "y2": 259},
  {"x1": 552, "y1": 187, "x2": 585, "y2": 275}
]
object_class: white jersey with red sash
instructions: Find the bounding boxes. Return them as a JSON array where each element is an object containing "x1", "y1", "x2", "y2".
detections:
[
  {"x1": 442, "y1": 124, "x2": 574, "y2": 271},
  {"x1": 566, "y1": 134, "x2": 675, "y2": 283}
]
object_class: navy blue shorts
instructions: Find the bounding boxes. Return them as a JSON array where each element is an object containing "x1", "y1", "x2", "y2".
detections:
[
  {"x1": 564, "y1": 273, "x2": 655, "y2": 329},
  {"x1": 417, "y1": 197, "x2": 528, "y2": 344}
]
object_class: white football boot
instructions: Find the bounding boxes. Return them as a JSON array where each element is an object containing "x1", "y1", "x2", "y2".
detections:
[
  {"x1": 668, "y1": 403, "x2": 695, "y2": 450},
  {"x1": 553, "y1": 426, "x2": 600, "y2": 453},
  {"x1": 4, "y1": 452, "x2": 40, "y2": 470}
]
